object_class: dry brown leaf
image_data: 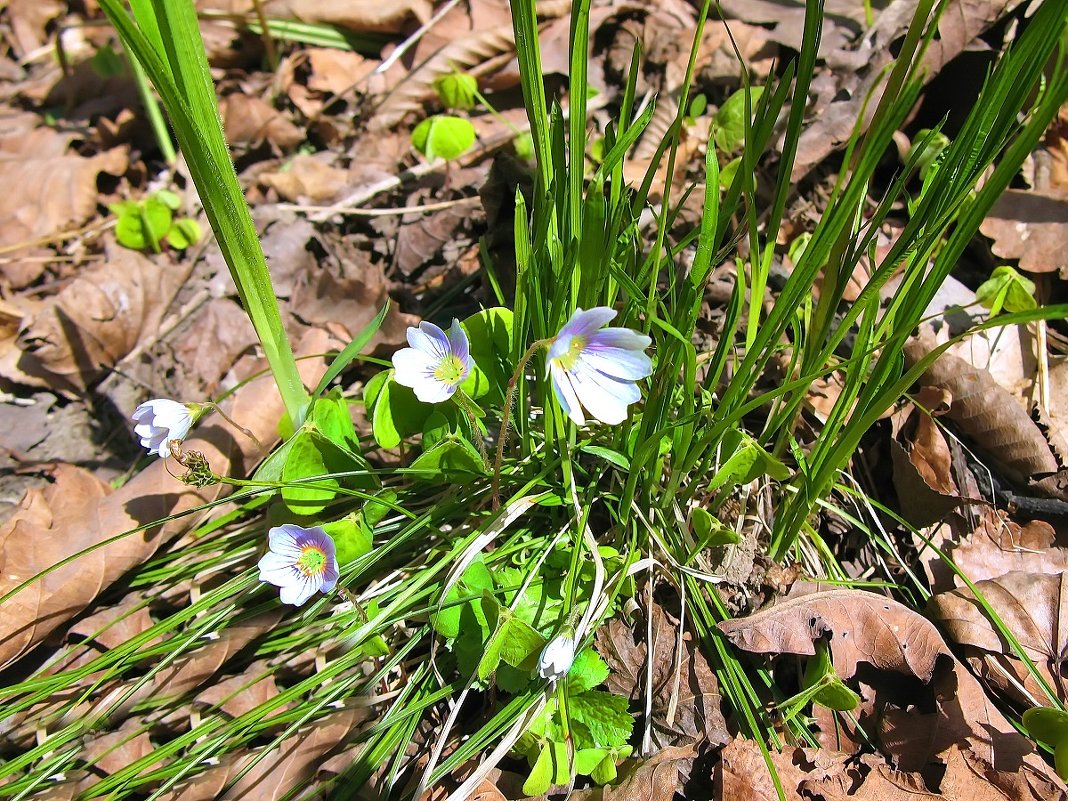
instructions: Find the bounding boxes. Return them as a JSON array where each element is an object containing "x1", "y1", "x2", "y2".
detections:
[
  {"x1": 194, "y1": 661, "x2": 282, "y2": 719},
  {"x1": 219, "y1": 93, "x2": 304, "y2": 151},
  {"x1": 792, "y1": 0, "x2": 1025, "y2": 178},
  {"x1": 980, "y1": 189, "x2": 1068, "y2": 278},
  {"x1": 889, "y1": 394, "x2": 964, "y2": 527},
  {"x1": 929, "y1": 570, "x2": 1068, "y2": 704},
  {"x1": 718, "y1": 589, "x2": 947, "y2": 681},
  {"x1": 158, "y1": 707, "x2": 365, "y2": 801},
  {"x1": 305, "y1": 47, "x2": 373, "y2": 96},
  {"x1": 0, "y1": 130, "x2": 126, "y2": 249},
  {"x1": 372, "y1": 25, "x2": 516, "y2": 130},
  {"x1": 597, "y1": 602, "x2": 729, "y2": 749},
  {"x1": 948, "y1": 511, "x2": 1068, "y2": 585},
  {"x1": 169, "y1": 298, "x2": 258, "y2": 399},
  {"x1": 394, "y1": 205, "x2": 472, "y2": 276},
  {"x1": 716, "y1": 737, "x2": 824, "y2": 801},
  {"x1": 570, "y1": 744, "x2": 697, "y2": 801},
  {"x1": 0, "y1": 328, "x2": 332, "y2": 669},
  {"x1": 260, "y1": 154, "x2": 350, "y2": 202},
  {"x1": 5, "y1": 0, "x2": 64, "y2": 58},
  {"x1": 205, "y1": 0, "x2": 432, "y2": 33},
  {"x1": 9, "y1": 247, "x2": 185, "y2": 393},
  {"x1": 905, "y1": 343, "x2": 1060, "y2": 489},
  {"x1": 717, "y1": 588, "x2": 1054, "y2": 775}
]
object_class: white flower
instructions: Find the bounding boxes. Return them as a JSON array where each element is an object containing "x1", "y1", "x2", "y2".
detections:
[
  {"x1": 537, "y1": 635, "x2": 576, "y2": 682},
  {"x1": 392, "y1": 319, "x2": 473, "y2": 403},
  {"x1": 547, "y1": 307, "x2": 653, "y2": 426},
  {"x1": 131, "y1": 399, "x2": 195, "y2": 458},
  {"x1": 257, "y1": 524, "x2": 339, "y2": 606}
]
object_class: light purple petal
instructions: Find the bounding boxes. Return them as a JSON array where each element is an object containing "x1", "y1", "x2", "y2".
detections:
[
  {"x1": 569, "y1": 365, "x2": 633, "y2": 424},
  {"x1": 407, "y1": 322, "x2": 451, "y2": 360},
  {"x1": 550, "y1": 362, "x2": 585, "y2": 426},
  {"x1": 257, "y1": 551, "x2": 294, "y2": 574},
  {"x1": 268, "y1": 525, "x2": 302, "y2": 557},
  {"x1": 447, "y1": 319, "x2": 471, "y2": 366},
  {"x1": 586, "y1": 328, "x2": 652, "y2": 352},
  {"x1": 279, "y1": 577, "x2": 318, "y2": 606},
  {"x1": 413, "y1": 376, "x2": 457, "y2": 403},
  {"x1": 557, "y1": 307, "x2": 617, "y2": 340},
  {"x1": 320, "y1": 566, "x2": 339, "y2": 592},
  {"x1": 579, "y1": 345, "x2": 653, "y2": 381}
]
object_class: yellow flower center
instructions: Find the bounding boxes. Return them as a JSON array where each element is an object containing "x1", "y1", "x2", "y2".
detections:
[
  {"x1": 433, "y1": 354, "x2": 466, "y2": 385},
  {"x1": 296, "y1": 545, "x2": 327, "y2": 577},
  {"x1": 554, "y1": 336, "x2": 587, "y2": 371}
]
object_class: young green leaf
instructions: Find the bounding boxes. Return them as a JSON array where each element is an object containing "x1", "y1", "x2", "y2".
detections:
[
  {"x1": 432, "y1": 72, "x2": 478, "y2": 110},
  {"x1": 566, "y1": 648, "x2": 610, "y2": 694},
  {"x1": 411, "y1": 115, "x2": 476, "y2": 162},
  {"x1": 568, "y1": 691, "x2": 634, "y2": 749},
  {"x1": 714, "y1": 86, "x2": 765, "y2": 152},
  {"x1": 976, "y1": 265, "x2": 1037, "y2": 316},
  {"x1": 166, "y1": 218, "x2": 202, "y2": 249}
]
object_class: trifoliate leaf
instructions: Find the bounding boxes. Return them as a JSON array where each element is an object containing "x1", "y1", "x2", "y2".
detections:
[
  {"x1": 714, "y1": 86, "x2": 764, "y2": 152},
  {"x1": 523, "y1": 740, "x2": 568, "y2": 796},
  {"x1": 154, "y1": 189, "x2": 182, "y2": 210},
  {"x1": 408, "y1": 435, "x2": 487, "y2": 483},
  {"x1": 478, "y1": 595, "x2": 547, "y2": 680},
  {"x1": 708, "y1": 428, "x2": 790, "y2": 492},
  {"x1": 114, "y1": 197, "x2": 172, "y2": 251},
  {"x1": 432, "y1": 72, "x2": 478, "y2": 110},
  {"x1": 1023, "y1": 707, "x2": 1068, "y2": 780},
  {"x1": 907, "y1": 128, "x2": 950, "y2": 179},
  {"x1": 411, "y1": 115, "x2": 476, "y2": 162},
  {"x1": 568, "y1": 691, "x2": 634, "y2": 749},
  {"x1": 321, "y1": 512, "x2": 371, "y2": 567},
  {"x1": 167, "y1": 218, "x2": 202, "y2": 250},
  {"x1": 690, "y1": 506, "x2": 741, "y2": 549},
  {"x1": 368, "y1": 372, "x2": 431, "y2": 449},
  {"x1": 460, "y1": 307, "x2": 513, "y2": 402},
  {"x1": 574, "y1": 748, "x2": 609, "y2": 776},
  {"x1": 567, "y1": 648, "x2": 610, "y2": 694},
  {"x1": 976, "y1": 265, "x2": 1037, "y2": 315},
  {"x1": 812, "y1": 676, "x2": 861, "y2": 711},
  {"x1": 432, "y1": 557, "x2": 493, "y2": 639}
]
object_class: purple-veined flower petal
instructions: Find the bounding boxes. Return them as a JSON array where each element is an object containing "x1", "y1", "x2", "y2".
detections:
[
  {"x1": 258, "y1": 524, "x2": 339, "y2": 607},
  {"x1": 392, "y1": 319, "x2": 473, "y2": 404},
  {"x1": 557, "y1": 307, "x2": 617, "y2": 340},
  {"x1": 550, "y1": 362, "x2": 585, "y2": 426}
]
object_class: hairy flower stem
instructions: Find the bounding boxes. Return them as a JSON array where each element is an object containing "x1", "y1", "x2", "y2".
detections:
[
  {"x1": 453, "y1": 389, "x2": 489, "y2": 464},
  {"x1": 492, "y1": 338, "x2": 552, "y2": 508}
]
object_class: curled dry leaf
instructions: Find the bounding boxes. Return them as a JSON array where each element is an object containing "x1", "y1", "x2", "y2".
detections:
[
  {"x1": 9, "y1": 247, "x2": 185, "y2": 393},
  {"x1": 889, "y1": 392, "x2": 964, "y2": 527},
  {"x1": 929, "y1": 570, "x2": 1068, "y2": 705},
  {"x1": 596, "y1": 601, "x2": 729, "y2": 750},
  {"x1": 717, "y1": 589, "x2": 1054, "y2": 776},
  {"x1": 212, "y1": 0, "x2": 432, "y2": 33},
  {"x1": 0, "y1": 328, "x2": 333, "y2": 669},
  {"x1": 904, "y1": 342, "x2": 1061, "y2": 491}
]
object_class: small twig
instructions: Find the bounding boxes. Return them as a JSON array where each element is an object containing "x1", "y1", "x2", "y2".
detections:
[{"x1": 278, "y1": 196, "x2": 480, "y2": 218}]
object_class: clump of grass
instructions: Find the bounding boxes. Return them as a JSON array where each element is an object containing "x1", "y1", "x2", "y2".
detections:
[{"x1": 2, "y1": 0, "x2": 1067, "y2": 798}]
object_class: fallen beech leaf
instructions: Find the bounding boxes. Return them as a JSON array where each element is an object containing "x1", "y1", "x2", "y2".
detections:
[
  {"x1": 305, "y1": 48, "x2": 372, "y2": 96},
  {"x1": 889, "y1": 394, "x2": 964, "y2": 527},
  {"x1": 930, "y1": 571, "x2": 1068, "y2": 704},
  {"x1": 11, "y1": 247, "x2": 184, "y2": 393},
  {"x1": 0, "y1": 328, "x2": 332, "y2": 669},
  {"x1": 394, "y1": 205, "x2": 471, "y2": 276},
  {"x1": 6, "y1": 0, "x2": 65, "y2": 58},
  {"x1": 194, "y1": 660, "x2": 282, "y2": 719},
  {"x1": 718, "y1": 589, "x2": 1053, "y2": 775},
  {"x1": 981, "y1": 190, "x2": 1068, "y2": 278},
  {"x1": 792, "y1": 0, "x2": 1026, "y2": 178},
  {"x1": 718, "y1": 589, "x2": 947, "y2": 681},
  {"x1": 597, "y1": 602, "x2": 729, "y2": 749},
  {"x1": 905, "y1": 343, "x2": 1061, "y2": 490},
  {"x1": 716, "y1": 737, "x2": 829, "y2": 801}
]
